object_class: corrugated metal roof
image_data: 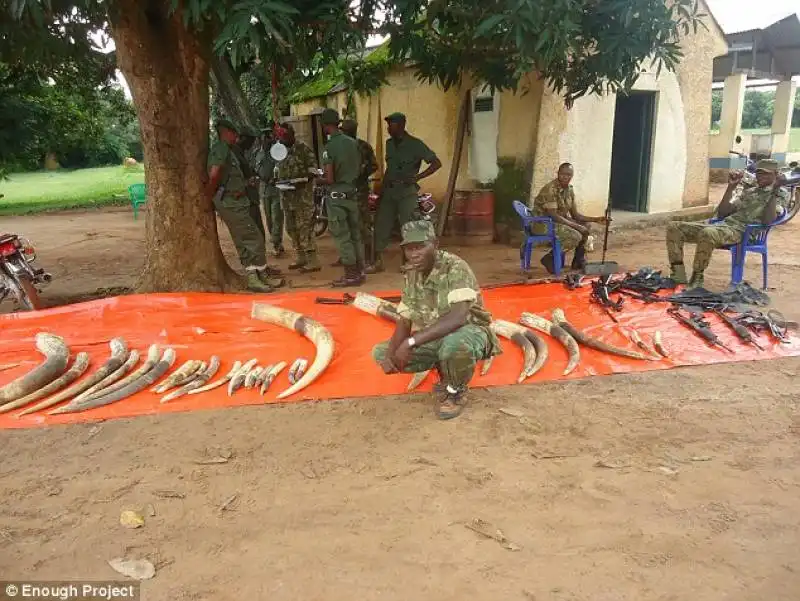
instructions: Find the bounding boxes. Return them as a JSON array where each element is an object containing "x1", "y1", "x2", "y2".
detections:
[{"x1": 713, "y1": 14, "x2": 800, "y2": 80}]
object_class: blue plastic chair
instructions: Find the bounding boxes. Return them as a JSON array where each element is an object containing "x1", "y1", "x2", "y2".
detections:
[
  {"x1": 708, "y1": 206, "x2": 794, "y2": 289},
  {"x1": 128, "y1": 183, "x2": 146, "y2": 220},
  {"x1": 512, "y1": 200, "x2": 562, "y2": 275}
]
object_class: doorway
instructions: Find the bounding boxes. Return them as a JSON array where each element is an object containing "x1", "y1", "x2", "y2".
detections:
[{"x1": 609, "y1": 92, "x2": 656, "y2": 213}]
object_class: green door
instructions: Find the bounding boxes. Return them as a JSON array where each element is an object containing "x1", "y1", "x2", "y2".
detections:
[{"x1": 609, "y1": 92, "x2": 656, "y2": 212}]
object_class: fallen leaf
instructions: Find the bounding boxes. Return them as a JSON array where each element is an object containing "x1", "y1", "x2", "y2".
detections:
[
  {"x1": 463, "y1": 518, "x2": 522, "y2": 551},
  {"x1": 499, "y1": 407, "x2": 525, "y2": 418},
  {"x1": 120, "y1": 510, "x2": 144, "y2": 529},
  {"x1": 594, "y1": 459, "x2": 629, "y2": 469},
  {"x1": 219, "y1": 493, "x2": 239, "y2": 513},
  {"x1": 108, "y1": 558, "x2": 155, "y2": 580}
]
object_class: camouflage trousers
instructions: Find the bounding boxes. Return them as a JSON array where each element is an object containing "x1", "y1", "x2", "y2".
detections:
[
  {"x1": 374, "y1": 185, "x2": 419, "y2": 254},
  {"x1": 213, "y1": 193, "x2": 267, "y2": 271},
  {"x1": 371, "y1": 324, "x2": 493, "y2": 390},
  {"x1": 356, "y1": 187, "x2": 373, "y2": 258},
  {"x1": 281, "y1": 186, "x2": 317, "y2": 255},
  {"x1": 328, "y1": 196, "x2": 364, "y2": 267},
  {"x1": 666, "y1": 221, "x2": 742, "y2": 273},
  {"x1": 260, "y1": 182, "x2": 284, "y2": 249},
  {"x1": 529, "y1": 222, "x2": 584, "y2": 253}
]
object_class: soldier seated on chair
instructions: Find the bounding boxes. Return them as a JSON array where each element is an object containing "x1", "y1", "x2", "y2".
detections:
[
  {"x1": 371, "y1": 220, "x2": 502, "y2": 421},
  {"x1": 530, "y1": 163, "x2": 608, "y2": 273},
  {"x1": 666, "y1": 159, "x2": 788, "y2": 290}
]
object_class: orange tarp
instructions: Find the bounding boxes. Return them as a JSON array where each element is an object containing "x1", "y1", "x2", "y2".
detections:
[{"x1": 1, "y1": 284, "x2": 798, "y2": 430}]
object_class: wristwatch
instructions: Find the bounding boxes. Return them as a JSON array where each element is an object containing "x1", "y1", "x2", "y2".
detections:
[{"x1": 407, "y1": 336, "x2": 417, "y2": 348}]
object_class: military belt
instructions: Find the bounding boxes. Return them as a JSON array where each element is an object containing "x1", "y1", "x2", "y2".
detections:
[{"x1": 329, "y1": 191, "x2": 349, "y2": 200}]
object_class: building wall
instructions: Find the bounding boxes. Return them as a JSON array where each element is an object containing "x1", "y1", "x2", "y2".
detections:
[{"x1": 498, "y1": 74, "x2": 543, "y2": 162}]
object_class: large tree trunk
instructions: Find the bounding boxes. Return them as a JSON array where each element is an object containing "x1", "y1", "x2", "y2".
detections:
[
  {"x1": 109, "y1": 0, "x2": 240, "y2": 292},
  {"x1": 210, "y1": 54, "x2": 258, "y2": 129}
]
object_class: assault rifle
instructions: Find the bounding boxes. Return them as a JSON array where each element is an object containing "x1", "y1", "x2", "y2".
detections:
[
  {"x1": 713, "y1": 308, "x2": 764, "y2": 350},
  {"x1": 667, "y1": 307, "x2": 733, "y2": 353}
]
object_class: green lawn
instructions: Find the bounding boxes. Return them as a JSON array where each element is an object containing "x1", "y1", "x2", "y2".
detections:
[{"x1": 0, "y1": 165, "x2": 145, "y2": 216}]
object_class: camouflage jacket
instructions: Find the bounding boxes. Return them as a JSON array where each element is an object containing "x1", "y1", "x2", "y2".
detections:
[
  {"x1": 532, "y1": 179, "x2": 576, "y2": 218},
  {"x1": 356, "y1": 138, "x2": 378, "y2": 190},
  {"x1": 396, "y1": 250, "x2": 502, "y2": 355},
  {"x1": 275, "y1": 141, "x2": 316, "y2": 182},
  {"x1": 722, "y1": 185, "x2": 790, "y2": 232}
]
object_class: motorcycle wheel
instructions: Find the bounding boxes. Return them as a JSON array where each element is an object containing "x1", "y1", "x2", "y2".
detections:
[{"x1": 314, "y1": 202, "x2": 329, "y2": 237}]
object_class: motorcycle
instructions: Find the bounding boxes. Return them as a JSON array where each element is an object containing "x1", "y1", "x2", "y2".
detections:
[
  {"x1": 367, "y1": 191, "x2": 437, "y2": 221},
  {"x1": 0, "y1": 232, "x2": 51, "y2": 311}
]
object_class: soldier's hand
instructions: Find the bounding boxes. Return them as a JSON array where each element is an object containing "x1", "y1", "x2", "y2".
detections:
[
  {"x1": 728, "y1": 170, "x2": 744, "y2": 185},
  {"x1": 380, "y1": 356, "x2": 399, "y2": 374}
]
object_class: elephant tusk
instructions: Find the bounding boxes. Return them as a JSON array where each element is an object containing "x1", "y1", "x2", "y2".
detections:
[
  {"x1": 79, "y1": 345, "x2": 161, "y2": 405},
  {"x1": 520, "y1": 329, "x2": 548, "y2": 377},
  {"x1": 51, "y1": 349, "x2": 176, "y2": 415},
  {"x1": 251, "y1": 303, "x2": 334, "y2": 399},
  {"x1": 245, "y1": 366, "x2": 264, "y2": 389},
  {"x1": 152, "y1": 359, "x2": 202, "y2": 394},
  {"x1": 260, "y1": 361, "x2": 288, "y2": 395},
  {"x1": 519, "y1": 312, "x2": 580, "y2": 375},
  {"x1": 228, "y1": 359, "x2": 257, "y2": 396},
  {"x1": 653, "y1": 331, "x2": 669, "y2": 358},
  {"x1": 1, "y1": 352, "x2": 90, "y2": 415},
  {"x1": 0, "y1": 333, "x2": 70, "y2": 405},
  {"x1": 162, "y1": 356, "x2": 220, "y2": 403},
  {"x1": 13, "y1": 338, "x2": 128, "y2": 415},
  {"x1": 189, "y1": 360, "x2": 241, "y2": 396},
  {"x1": 70, "y1": 348, "x2": 138, "y2": 404},
  {"x1": 551, "y1": 309, "x2": 656, "y2": 361},
  {"x1": 491, "y1": 320, "x2": 537, "y2": 383}
]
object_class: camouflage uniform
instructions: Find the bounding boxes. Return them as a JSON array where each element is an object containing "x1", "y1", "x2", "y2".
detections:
[
  {"x1": 666, "y1": 185, "x2": 789, "y2": 282},
  {"x1": 255, "y1": 144, "x2": 285, "y2": 253},
  {"x1": 276, "y1": 140, "x2": 319, "y2": 270},
  {"x1": 530, "y1": 179, "x2": 584, "y2": 252},
  {"x1": 232, "y1": 141, "x2": 266, "y2": 239},
  {"x1": 371, "y1": 222, "x2": 502, "y2": 391},
  {"x1": 208, "y1": 138, "x2": 268, "y2": 273}
]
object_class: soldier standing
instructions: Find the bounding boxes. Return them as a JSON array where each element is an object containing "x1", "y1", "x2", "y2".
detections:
[
  {"x1": 206, "y1": 119, "x2": 285, "y2": 292},
  {"x1": 316, "y1": 108, "x2": 365, "y2": 287},
  {"x1": 340, "y1": 119, "x2": 378, "y2": 267},
  {"x1": 371, "y1": 221, "x2": 502, "y2": 420},
  {"x1": 233, "y1": 126, "x2": 267, "y2": 240},
  {"x1": 274, "y1": 123, "x2": 321, "y2": 273},
  {"x1": 255, "y1": 123, "x2": 286, "y2": 258},
  {"x1": 365, "y1": 112, "x2": 442, "y2": 274}
]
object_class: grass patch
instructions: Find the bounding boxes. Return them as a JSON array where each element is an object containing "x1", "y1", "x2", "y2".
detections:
[
  {"x1": 0, "y1": 165, "x2": 145, "y2": 216},
  {"x1": 711, "y1": 128, "x2": 800, "y2": 153}
]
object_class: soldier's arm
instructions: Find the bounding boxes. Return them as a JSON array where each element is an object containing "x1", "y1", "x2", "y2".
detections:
[
  {"x1": 538, "y1": 186, "x2": 588, "y2": 233},
  {"x1": 717, "y1": 171, "x2": 743, "y2": 218},
  {"x1": 206, "y1": 144, "x2": 227, "y2": 199},
  {"x1": 316, "y1": 147, "x2": 335, "y2": 186},
  {"x1": 761, "y1": 184, "x2": 784, "y2": 225}
]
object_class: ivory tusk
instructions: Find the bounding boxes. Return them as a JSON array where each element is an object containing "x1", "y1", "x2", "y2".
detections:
[
  {"x1": 51, "y1": 349, "x2": 176, "y2": 415},
  {"x1": 79, "y1": 345, "x2": 161, "y2": 405},
  {"x1": 152, "y1": 359, "x2": 202, "y2": 394},
  {"x1": 1, "y1": 352, "x2": 90, "y2": 415},
  {"x1": 228, "y1": 359, "x2": 257, "y2": 396},
  {"x1": 653, "y1": 331, "x2": 669, "y2": 358},
  {"x1": 13, "y1": 338, "x2": 127, "y2": 415},
  {"x1": 521, "y1": 329, "x2": 548, "y2": 377},
  {"x1": 245, "y1": 366, "x2": 264, "y2": 389},
  {"x1": 519, "y1": 312, "x2": 580, "y2": 375},
  {"x1": 491, "y1": 320, "x2": 537, "y2": 383},
  {"x1": 251, "y1": 304, "x2": 334, "y2": 399},
  {"x1": 162, "y1": 356, "x2": 220, "y2": 403},
  {"x1": 0, "y1": 333, "x2": 70, "y2": 404},
  {"x1": 551, "y1": 309, "x2": 656, "y2": 362},
  {"x1": 254, "y1": 364, "x2": 272, "y2": 390},
  {"x1": 260, "y1": 361, "x2": 288, "y2": 395},
  {"x1": 189, "y1": 360, "x2": 241, "y2": 396},
  {"x1": 61, "y1": 350, "x2": 140, "y2": 409}
]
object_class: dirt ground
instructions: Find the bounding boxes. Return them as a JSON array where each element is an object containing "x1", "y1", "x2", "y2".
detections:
[{"x1": 2, "y1": 204, "x2": 800, "y2": 601}]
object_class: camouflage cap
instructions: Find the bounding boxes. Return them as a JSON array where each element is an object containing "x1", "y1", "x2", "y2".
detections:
[
  {"x1": 400, "y1": 220, "x2": 436, "y2": 245},
  {"x1": 320, "y1": 108, "x2": 341, "y2": 126},
  {"x1": 214, "y1": 118, "x2": 239, "y2": 134},
  {"x1": 385, "y1": 112, "x2": 406, "y2": 123},
  {"x1": 755, "y1": 158, "x2": 779, "y2": 173}
]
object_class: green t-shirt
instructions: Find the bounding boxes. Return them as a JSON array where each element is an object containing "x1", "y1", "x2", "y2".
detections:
[
  {"x1": 322, "y1": 131, "x2": 360, "y2": 194},
  {"x1": 208, "y1": 139, "x2": 246, "y2": 194},
  {"x1": 384, "y1": 133, "x2": 437, "y2": 186}
]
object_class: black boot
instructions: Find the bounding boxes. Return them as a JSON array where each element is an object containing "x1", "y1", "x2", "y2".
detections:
[
  {"x1": 540, "y1": 251, "x2": 555, "y2": 274},
  {"x1": 571, "y1": 242, "x2": 586, "y2": 270},
  {"x1": 331, "y1": 265, "x2": 362, "y2": 288}
]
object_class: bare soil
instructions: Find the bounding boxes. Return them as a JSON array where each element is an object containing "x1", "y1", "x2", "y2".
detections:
[{"x1": 2, "y1": 205, "x2": 799, "y2": 601}]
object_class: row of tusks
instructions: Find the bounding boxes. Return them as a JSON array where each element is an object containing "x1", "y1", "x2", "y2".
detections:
[
  {"x1": 0, "y1": 303, "x2": 335, "y2": 417},
  {"x1": 351, "y1": 292, "x2": 669, "y2": 392}
]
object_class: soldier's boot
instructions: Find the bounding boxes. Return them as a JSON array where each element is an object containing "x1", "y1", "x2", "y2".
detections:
[
  {"x1": 256, "y1": 268, "x2": 286, "y2": 289},
  {"x1": 331, "y1": 264, "x2": 363, "y2": 288},
  {"x1": 540, "y1": 251, "x2": 555, "y2": 274},
  {"x1": 687, "y1": 271, "x2": 705, "y2": 290},
  {"x1": 261, "y1": 264, "x2": 283, "y2": 277},
  {"x1": 571, "y1": 243, "x2": 587, "y2": 270},
  {"x1": 245, "y1": 272, "x2": 276, "y2": 293},
  {"x1": 355, "y1": 259, "x2": 367, "y2": 284},
  {"x1": 288, "y1": 251, "x2": 307, "y2": 271},
  {"x1": 300, "y1": 251, "x2": 321, "y2": 273},
  {"x1": 364, "y1": 254, "x2": 385, "y2": 274},
  {"x1": 670, "y1": 263, "x2": 688, "y2": 285}
]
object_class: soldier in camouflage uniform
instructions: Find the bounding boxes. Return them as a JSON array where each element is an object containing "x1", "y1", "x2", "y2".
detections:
[
  {"x1": 372, "y1": 220, "x2": 502, "y2": 420},
  {"x1": 365, "y1": 112, "x2": 442, "y2": 274},
  {"x1": 530, "y1": 163, "x2": 608, "y2": 273},
  {"x1": 255, "y1": 123, "x2": 286, "y2": 257},
  {"x1": 666, "y1": 159, "x2": 788, "y2": 289},
  {"x1": 233, "y1": 126, "x2": 267, "y2": 239},
  {"x1": 274, "y1": 123, "x2": 321, "y2": 273},
  {"x1": 206, "y1": 119, "x2": 284, "y2": 292},
  {"x1": 340, "y1": 119, "x2": 378, "y2": 267}
]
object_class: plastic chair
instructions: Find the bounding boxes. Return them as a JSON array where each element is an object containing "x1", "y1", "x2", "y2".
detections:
[
  {"x1": 512, "y1": 200, "x2": 562, "y2": 275},
  {"x1": 708, "y1": 207, "x2": 794, "y2": 289},
  {"x1": 128, "y1": 183, "x2": 146, "y2": 220}
]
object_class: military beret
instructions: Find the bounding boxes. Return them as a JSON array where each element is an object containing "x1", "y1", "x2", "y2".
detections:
[
  {"x1": 755, "y1": 159, "x2": 779, "y2": 173},
  {"x1": 214, "y1": 119, "x2": 239, "y2": 134},
  {"x1": 400, "y1": 220, "x2": 436, "y2": 246},
  {"x1": 384, "y1": 112, "x2": 406, "y2": 123},
  {"x1": 320, "y1": 108, "x2": 341, "y2": 126}
]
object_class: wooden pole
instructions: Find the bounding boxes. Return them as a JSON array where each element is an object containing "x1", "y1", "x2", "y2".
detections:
[{"x1": 437, "y1": 89, "x2": 471, "y2": 237}]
